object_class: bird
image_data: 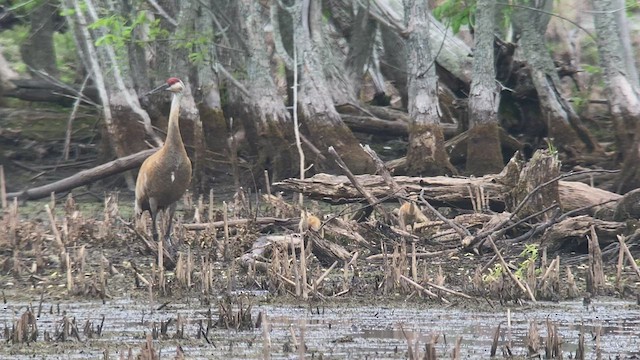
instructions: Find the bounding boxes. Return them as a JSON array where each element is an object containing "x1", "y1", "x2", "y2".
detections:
[{"x1": 135, "y1": 77, "x2": 192, "y2": 251}]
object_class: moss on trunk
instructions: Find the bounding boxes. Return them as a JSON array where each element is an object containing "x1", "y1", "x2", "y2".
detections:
[
  {"x1": 303, "y1": 117, "x2": 375, "y2": 174},
  {"x1": 466, "y1": 122, "x2": 503, "y2": 175},
  {"x1": 405, "y1": 123, "x2": 455, "y2": 176}
]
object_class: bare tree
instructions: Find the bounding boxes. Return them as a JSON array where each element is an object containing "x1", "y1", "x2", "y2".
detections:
[
  {"x1": 20, "y1": 0, "x2": 60, "y2": 77},
  {"x1": 403, "y1": 0, "x2": 454, "y2": 176},
  {"x1": 289, "y1": 0, "x2": 375, "y2": 173},
  {"x1": 512, "y1": 0, "x2": 601, "y2": 158},
  {"x1": 592, "y1": 0, "x2": 640, "y2": 192},
  {"x1": 231, "y1": 0, "x2": 296, "y2": 180},
  {"x1": 466, "y1": 0, "x2": 502, "y2": 175}
]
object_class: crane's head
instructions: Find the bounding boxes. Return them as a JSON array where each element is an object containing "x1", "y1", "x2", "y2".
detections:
[{"x1": 146, "y1": 77, "x2": 185, "y2": 95}]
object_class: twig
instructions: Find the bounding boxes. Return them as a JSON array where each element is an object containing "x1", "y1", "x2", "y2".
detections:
[
  {"x1": 417, "y1": 189, "x2": 470, "y2": 238},
  {"x1": 617, "y1": 235, "x2": 640, "y2": 280},
  {"x1": 63, "y1": 74, "x2": 90, "y2": 161},
  {"x1": 400, "y1": 275, "x2": 450, "y2": 304},
  {"x1": 328, "y1": 146, "x2": 392, "y2": 223},
  {"x1": 486, "y1": 236, "x2": 537, "y2": 303}
]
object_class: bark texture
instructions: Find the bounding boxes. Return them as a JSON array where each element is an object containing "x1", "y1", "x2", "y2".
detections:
[
  {"x1": 466, "y1": 0, "x2": 502, "y2": 175},
  {"x1": 404, "y1": 0, "x2": 454, "y2": 176},
  {"x1": 20, "y1": 0, "x2": 59, "y2": 77},
  {"x1": 233, "y1": 0, "x2": 296, "y2": 181},
  {"x1": 293, "y1": 0, "x2": 375, "y2": 174},
  {"x1": 513, "y1": 0, "x2": 600, "y2": 158},
  {"x1": 592, "y1": 0, "x2": 640, "y2": 192}
]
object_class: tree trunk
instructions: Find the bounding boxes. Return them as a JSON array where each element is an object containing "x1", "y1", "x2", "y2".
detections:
[
  {"x1": 231, "y1": 0, "x2": 296, "y2": 181},
  {"x1": 20, "y1": 0, "x2": 59, "y2": 77},
  {"x1": 168, "y1": 1, "x2": 207, "y2": 191},
  {"x1": 374, "y1": 0, "x2": 473, "y2": 95},
  {"x1": 403, "y1": 0, "x2": 454, "y2": 176},
  {"x1": 513, "y1": 1, "x2": 601, "y2": 159},
  {"x1": 466, "y1": 0, "x2": 502, "y2": 176},
  {"x1": 292, "y1": 0, "x2": 375, "y2": 174},
  {"x1": 338, "y1": 1, "x2": 379, "y2": 99},
  {"x1": 194, "y1": 3, "x2": 228, "y2": 157},
  {"x1": 67, "y1": 0, "x2": 167, "y2": 188},
  {"x1": 592, "y1": 0, "x2": 640, "y2": 192}
]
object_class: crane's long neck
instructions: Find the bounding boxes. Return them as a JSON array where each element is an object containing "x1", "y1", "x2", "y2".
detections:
[{"x1": 165, "y1": 92, "x2": 185, "y2": 151}]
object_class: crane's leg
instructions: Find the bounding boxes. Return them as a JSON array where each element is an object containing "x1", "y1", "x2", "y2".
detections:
[
  {"x1": 164, "y1": 202, "x2": 177, "y2": 251},
  {"x1": 149, "y1": 199, "x2": 159, "y2": 242}
]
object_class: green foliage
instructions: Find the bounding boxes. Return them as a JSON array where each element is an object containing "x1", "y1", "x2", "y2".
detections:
[
  {"x1": 0, "y1": 25, "x2": 28, "y2": 74},
  {"x1": 483, "y1": 263, "x2": 504, "y2": 283},
  {"x1": 88, "y1": 11, "x2": 168, "y2": 49},
  {"x1": 514, "y1": 244, "x2": 539, "y2": 279},
  {"x1": 433, "y1": 0, "x2": 476, "y2": 34},
  {"x1": 582, "y1": 64, "x2": 602, "y2": 75},
  {"x1": 545, "y1": 138, "x2": 558, "y2": 158},
  {"x1": 53, "y1": 31, "x2": 78, "y2": 83}
]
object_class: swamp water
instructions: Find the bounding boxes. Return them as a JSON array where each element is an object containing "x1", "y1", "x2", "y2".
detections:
[{"x1": 1, "y1": 296, "x2": 639, "y2": 359}]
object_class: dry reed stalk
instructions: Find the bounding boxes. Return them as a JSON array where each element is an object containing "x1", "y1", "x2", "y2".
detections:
[
  {"x1": 297, "y1": 325, "x2": 306, "y2": 359},
  {"x1": 187, "y1": 248, "x2": 193, "y2": 288},
  {"x1": 314, "y1": 260, "x2": 338, "y2": 292},
  {"x1": 342, "y1": 259, "x2": 350, "y2": 293},
  {"x1": 300, "y1": 232, "x2": 308, "y2": 300},
  {"x1": 290, "y1": 235, "x2": 301, "y2": 297},
  {"x1": 487, "y1": 236, "x2": 537, "y2": 303},
  {"x1": 264, "y1": 170, "x2": 271, "y2": 196},
  {"x1": 587, "y1": 225, "x2": 605, "y2": 294},
  {"x1": 526, "y1": 320, "x2": 540, "y2": 356},
  {"x1": 507, "y1": 308, "x2": 512, "y2": 351},
  {"x1": 50, "y1": 191, "x2": 56, "y2": 211},
  {"x1": 158, "y1": 241, "x2": 166, "y2": 294},
  {"x1": 423, "y1": 280, "x2": 472, "y2": 300},
  {"x1": 223, "y1": 201, "x2": 230, "y2": 261},
  {"x1": 424, "y1": 338, "x2": 437, "y2": 360},
  {"x1": 451, "y1": 336, "x2": 462, "y2": 360},
  {"x1": 261, "y1": 311, "x2": 271, "y2": 360},
  {"x1": 208, "y1": 188, "x2": 214, "y2": 223},
  {"x1": 8, "y1": 198, "x2": 18, "y2": 247},
  {"x1": 11, "y1": 309, "x2": 38, "y2": 344},
  {"x1": 99, "y1": 254, "x2": 106, "y2": 297},
  {"x1": 617, "y1": 235, "x2": 640, "y2": 280},
  {"x1": 0, "y1": 165, "x2": 6, "y2": 209},
  {"x1": 411, "y1": 241, "x2": 417, "y2": 282},
  {"x1": 66, "y1": 253, "x2": 74, "y2": 292},
  {"x1": 490, "y1": 323, "x2": 500, "y2": 357},
  {"x1": 196, "y1": 194, "x2": 204, "y2": 223},
  {"x1": 435, "y1": 265, "x2": 445, "y2": 287},
  {"x1": 566, "y1": 266, "x2": 579, "y2": 298},
  {"x1": 616, "y1": 240, "x2": 625, "y2": 288},
  {"x1": 576, "y1": 326, "x2": 585, "y2": 360},
  {"x1": 399, "y1": 275, "x2": 450, "y2": 303},
  {"x1": 45, "y1": 204, "x2": 65, "y2": 251}
]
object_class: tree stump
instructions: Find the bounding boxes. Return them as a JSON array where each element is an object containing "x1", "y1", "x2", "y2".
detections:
[{"x1": 508, "y1": 149, "x2": 560, "y2": 220}]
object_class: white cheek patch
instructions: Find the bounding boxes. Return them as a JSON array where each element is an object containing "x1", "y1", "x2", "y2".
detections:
[{"x1": 171, "y1": 171, "x2": 176, "y2": 183}]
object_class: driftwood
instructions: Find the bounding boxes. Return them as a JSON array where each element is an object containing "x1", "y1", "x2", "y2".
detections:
[
  {"x1": 6, "y1": 149, "x2": 156, "y2": 201},
  {"x1": 336, "y1": 103, "x2": 458, "y2": 138},
  {"x1": 273, "y1": 173, "x2": 620, "y2": 214},
  {"x1": 541, "y1": 215, "x2": 626, "y2": 253},
  {"x1": 184, "y1": 217, "x2": 299, "y2": 231}
]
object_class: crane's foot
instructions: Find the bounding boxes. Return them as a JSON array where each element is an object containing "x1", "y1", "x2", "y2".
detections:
[{"x1": 163, "y1": 235, "x2": 177, "y2": 257}]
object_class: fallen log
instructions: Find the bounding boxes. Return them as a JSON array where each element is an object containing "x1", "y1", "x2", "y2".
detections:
[
  {"x1": 4, "y1": 78, "x2": 99, "y2": 106},
  {"x1": 6, "y1": 149, "x2": 156, "y2": 201},
  {"x1": 184, "y1": 217, "x2": 298, "y2": 231},
  {"x1": 273, "y1": 172, "x2": 621, "y2": 214}
]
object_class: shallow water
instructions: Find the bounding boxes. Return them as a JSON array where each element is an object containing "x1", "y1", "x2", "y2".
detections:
[{"x1": 1, "y1": 296, "x2": 639, "y2": 359}]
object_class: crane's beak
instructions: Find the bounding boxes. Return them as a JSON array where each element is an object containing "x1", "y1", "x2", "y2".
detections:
[{"x1": 146, "y1": 83, "x2": 170, "y2": 96}]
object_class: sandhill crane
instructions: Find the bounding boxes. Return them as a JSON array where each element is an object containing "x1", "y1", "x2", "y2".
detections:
[{"x1": 135, "y1": 77, "x2": 192, "y2": 251}]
